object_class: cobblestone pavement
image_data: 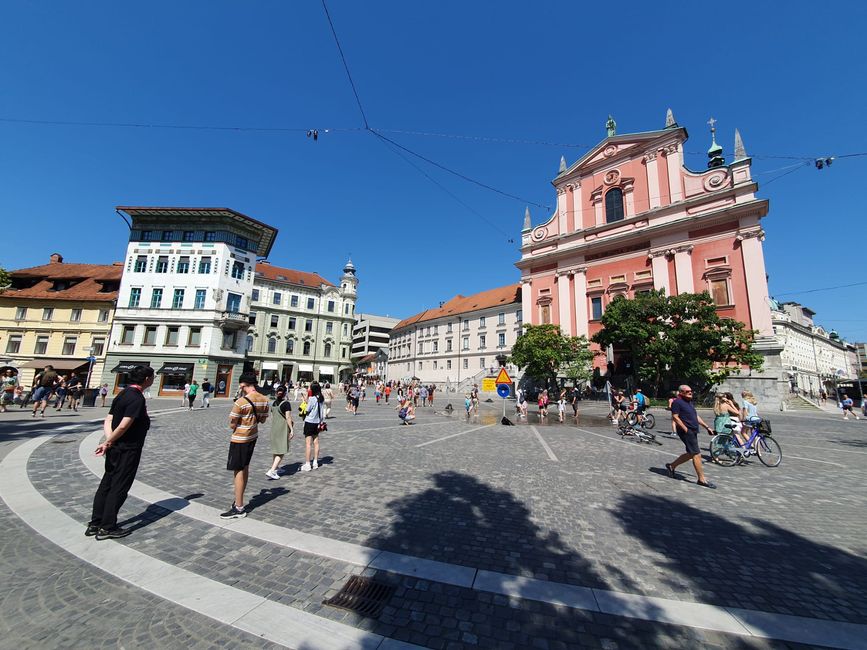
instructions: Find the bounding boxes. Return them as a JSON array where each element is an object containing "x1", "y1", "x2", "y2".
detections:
[{"x1": 3, "y1": 394, "x2": 866, "y2": 648}]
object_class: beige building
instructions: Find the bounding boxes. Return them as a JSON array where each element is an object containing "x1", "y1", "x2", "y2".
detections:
[{"x1": 0, "y1": 253, "x2": 120, "y2": 389}]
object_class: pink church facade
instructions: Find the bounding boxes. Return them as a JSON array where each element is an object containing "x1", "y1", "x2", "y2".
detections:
[{"x1": 516, "y1": 112, "x2": 784, "y2": 401}]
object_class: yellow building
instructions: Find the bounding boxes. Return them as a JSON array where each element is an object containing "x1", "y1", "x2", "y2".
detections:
[{"x1": 0, "y1": 253, "x2": 121, "y2": 390}]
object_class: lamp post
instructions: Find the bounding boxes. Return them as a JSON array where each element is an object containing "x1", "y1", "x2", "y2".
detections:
[{"x1": 84, "y1": 346, "x2": 96, "y2": 390}]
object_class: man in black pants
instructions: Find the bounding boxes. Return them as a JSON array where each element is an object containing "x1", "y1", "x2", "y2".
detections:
[{"x1": 86, "y1": 365, "x2": 155, "y2": 540}]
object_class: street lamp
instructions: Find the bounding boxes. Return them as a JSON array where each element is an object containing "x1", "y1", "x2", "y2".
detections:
[{"x1": 84, "y1": 346, "x2": 96, "y2": 390}]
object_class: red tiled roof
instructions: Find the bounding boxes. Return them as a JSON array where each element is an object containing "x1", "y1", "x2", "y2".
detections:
[
  {"x1": 255, "y1": 262, "x2": 334, "y2": 287},
  {"x1": 394, "y1": 284, "x2": 521, "y2": 331},
  {"x1": 0, "y1": 261, "x2": 122, "y2": 302}
]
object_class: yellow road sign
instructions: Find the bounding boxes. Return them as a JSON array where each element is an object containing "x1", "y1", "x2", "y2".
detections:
[{"x1": 495, "y1": 368, "x2": 512, "y2": 384}]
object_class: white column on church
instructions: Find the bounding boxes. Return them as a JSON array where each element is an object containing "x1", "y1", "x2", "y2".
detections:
[
  {"x1": 645, "y1": 153, "x2": 661, "y2": 209},
  {"x1": 649, "y1": 251, "x2": 670, "y2": 294},
  {"x1": 673, "y1": 245, "x2": 694, "y2": 294},
  {"x1": 557, "y1": 274, "x2": 572, "y2": 335},
  {"x1": 556, "y1": 188, "x2": 567, "y2": 235},
  {"x1": 521, "y1": 279, "x2": 533, "y2": 324},
  {"x1": 573, "y1": 268, "x2": 588, "y2": 337},
  {"x1": 739, "y1": 232, "x2": 774, "y2": 335},
  {"x1": 665, "y1": 144, "x2": 684, "y2": 203}
]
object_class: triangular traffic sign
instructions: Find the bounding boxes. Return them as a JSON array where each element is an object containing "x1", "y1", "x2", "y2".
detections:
[{"x1": 495, "y1": 367, "x2": 512, "y2": 384}]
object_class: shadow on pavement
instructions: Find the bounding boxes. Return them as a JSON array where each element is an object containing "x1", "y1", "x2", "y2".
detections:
[
  {"x1": 611, "y1": 493, "x2": 867, "y2": 624},
  {"x1": 247, "y1": 486, "x2": 289, "y2": 513}
]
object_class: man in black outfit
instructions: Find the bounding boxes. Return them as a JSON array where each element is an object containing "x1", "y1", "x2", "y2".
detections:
[{"x1": 86, "y1": 365, "x2": 155, "y2": 540}]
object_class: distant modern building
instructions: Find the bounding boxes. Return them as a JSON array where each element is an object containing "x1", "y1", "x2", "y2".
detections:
[
  {"x1": 388, "y1": 284, "x2": 522, "y2": 387},
  {"x1": 772, "y1": 301, "x2": 859, "y2": 397},
  {"x1": 246, "y1": 260, "x2": 358, "y2": 385},
  {"x1": 0, "y1": 253, "x2": 121, "y2": 388},
  {"x1": 101, "y1": 206, "x2": 277, "y2": 397},
  {"x1": 517, "y1": 111, "x2": 786, "y2": 406},
  {"x1": 352, "y1": 313, "x2": 399, "y2": 359}
]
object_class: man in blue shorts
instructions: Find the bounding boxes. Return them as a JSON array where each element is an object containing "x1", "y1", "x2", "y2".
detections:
[
  {"x1": 31, "y1": 364, "x2": 58, "y2": 418},
  {"x1": 665, "y1": 384, "x2": 716, "y2": 489}
]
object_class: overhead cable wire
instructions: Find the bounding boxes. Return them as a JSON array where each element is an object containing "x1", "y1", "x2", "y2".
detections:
[
  {"x1": 762, "y1": 161, "x2": 813, "y2": 186},
  {"x1": 320, "y1": 0, "x2": 369, "y2": 129},
  {"x1": 775, "y1": 280, "x2": 867, "y2": 297},
  {"x1": 375, "y1": 136, "x2": 514, "y2": 241},
  {"x1": 0, "y1": 116, "x2": 365, "y2": 134},
  {"x1": 371, "y1": 129, "x2": 550, "y2": 209}
]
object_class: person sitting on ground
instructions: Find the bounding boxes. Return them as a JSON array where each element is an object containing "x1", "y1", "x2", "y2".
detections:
[{"x1": 397, "y1": 398, "x2": 415, "y2": 425}]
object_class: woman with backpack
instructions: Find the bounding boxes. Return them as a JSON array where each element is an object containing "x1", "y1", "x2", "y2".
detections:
[
  {"x1": 265, "y1": 387, "x2": 293, "y2": 480},
  {"x1": 301, "y1": 382, "x2": 325, "y2": 472}
]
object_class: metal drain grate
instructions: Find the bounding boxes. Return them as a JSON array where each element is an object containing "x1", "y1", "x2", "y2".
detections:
[{"x1": 323, "y1": 575, "x2": 395, "y2": 618}]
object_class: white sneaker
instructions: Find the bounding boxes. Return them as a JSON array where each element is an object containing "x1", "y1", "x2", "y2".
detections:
[
  {"x1": 300, "y1": 462, "x2": 311, "y2": 472},
  {"x1": 312, "y1": 459, "x2": 319, "y2": 470},
  {"x1": 265, "y1": 469, "x2": 280, "y2": 480}
]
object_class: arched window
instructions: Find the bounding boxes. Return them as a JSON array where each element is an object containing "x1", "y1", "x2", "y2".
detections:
[
  {"x1": 267, "y1": 337, "x2": 277, "y2": 354},
  {"x1": 285, "y1": 339, "x2": 295, "y2": 354},
  {"x1": 605, "y1": 188, "x2": 624, "y2": 223},
  {"x1": 324, "y1": 343, "x2": 332, "y2": 357},
  {"x1": 245, "y1": 334, "x2": 254, "y2": 352},
  {"x1": 303, "y1": 341, "x2": 311, "y2": 355}
]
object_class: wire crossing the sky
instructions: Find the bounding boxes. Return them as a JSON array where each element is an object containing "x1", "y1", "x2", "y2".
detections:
[{"x1": 320, "y1": 0, "x2": 369, "y2": 130}]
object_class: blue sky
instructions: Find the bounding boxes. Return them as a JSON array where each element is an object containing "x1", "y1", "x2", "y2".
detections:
[{"x1": 2, "y1": 1, "x2": 866, "y2": 339}]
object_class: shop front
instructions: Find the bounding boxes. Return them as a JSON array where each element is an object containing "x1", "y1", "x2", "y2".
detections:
[
  {"x1": 297, "y1": 363, "x2": 314, "y2": 384},
  {"x1": 259, "y1": 361, "x2": 280, "y2": 386},
  {"x1": 156, "y1": 362, "x2": 194, "y2": 396},
  {"x1": 318, "y1": 365, "x2": 335, "y2": 385},
  {"x1": 109, "y1": 360, "x2": 152, "y2": 394}
]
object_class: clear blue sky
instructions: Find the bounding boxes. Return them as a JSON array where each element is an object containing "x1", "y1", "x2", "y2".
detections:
[{"x1": 2, "y1": 1, "x2": 866, "y2": 339}]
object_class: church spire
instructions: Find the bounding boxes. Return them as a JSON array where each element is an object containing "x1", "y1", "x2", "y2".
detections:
[
  {"x1": 706, "y1": 117, "x2": 725, "y2": 169},
  {"x1": 665, "y1": 108, "x2": 677, "y2": 128},
  {"x1": 733, "y1": 128, "x2": 747, "y2": 159},
  {"x1": 559, "y1": 155, "x2": 567, "y2": 174},
  {"x1": 522, "y1": 206, "x2": 532, "y2": 232}
]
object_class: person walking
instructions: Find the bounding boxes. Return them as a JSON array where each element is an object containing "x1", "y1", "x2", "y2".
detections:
[
  {"x1": 323, "y1": 382, "x2": 334, "y2": 418},
  {"x1": 31, "y1": 364, "x2": 58, "y2": 418},
  {"x1": 182, "y1": 382, "x2": 190, "y2": 407},
  {"x1": 428, "y1": 384, "x2": 435, "y2": 407},
  {"x1": 1, "y1": 369, "x2": 18, "y2": 413},
  {"x1": 200, "y1": 378, "x2": 212, "y2": 408},
  {"x1": 266, "y1": 387, "x2": 294, "y2": 479},
  {"x1": 470, "y1": 384, "x2": 480, "y2": 414},
  {"x1": 99, "y1": 383, "x2": 109, "y2": 407},
  {"x1": 348, "y1": 383, "x2": 360, "y2": 415},
  {"x1": 86, "y1": 365, "x2": 155, "y2": 540},
  {"x1": 570, "y1": 386, "x2": 579, "y2": 418},
  {"x1": 840, "y1": 393, "x2": 860, "y2": 420},
  {"x1": 419, "y1": 385, "x2": 428, "y2": 407},
  {"x1": 557, "y1": 391, "x2": 566, "y2": 422},
  {"x1": 221, "y1": 373, "x2": 269, "y2": 519},
  {"x1": 53, "y1": 375, "x2": 69, "y2": 411},
  {"x1": 665, "y1": 385, "x2": 715, "y2": 489},
  {"x1": 385, "y1": 384, "x2": 391, "y2": 403},
  {"x1": 187, "y1": 380, "x2": 199, "y2": 410},
  {"x1": 301, "y1": 382, "x2": 325, "y2": 472}
]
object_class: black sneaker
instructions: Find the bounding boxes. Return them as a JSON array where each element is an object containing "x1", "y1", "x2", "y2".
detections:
[
  {"x1": 95, "y1": 526, "x2": 132, "y2": 540},
  {"x1": 219, "y1": 505, "x2": 247, "y2": 519},
  {"x1": 665, "y1": 463, "x2": 676, "y2": 479},
  {"x1": 85, "y1": 525, "x2": 100, "y2": 537}
]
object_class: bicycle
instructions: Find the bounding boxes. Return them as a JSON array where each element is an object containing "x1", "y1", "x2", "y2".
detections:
[
  {"x1": 709, "y1": 420, "x2": 782, "y2": 467},
  {"x1": 617, "y1": 419, "x2": 662, "y2": 445},
  {"x1": 626, "y1": 406, "x2": 656, "y2": 430}
]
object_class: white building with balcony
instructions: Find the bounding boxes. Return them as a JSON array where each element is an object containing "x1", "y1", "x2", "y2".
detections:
[
  {"x1": 101, "y1": 206, "x2": 277, "y2": 397},
  {"x1": 388, "y1": 284, "x2": 522, "y2": 389}
]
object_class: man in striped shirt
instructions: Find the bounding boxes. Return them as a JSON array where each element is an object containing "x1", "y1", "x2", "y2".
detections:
[{"x1": 221, "y1": 373, "x2": 270, "y2": 519}]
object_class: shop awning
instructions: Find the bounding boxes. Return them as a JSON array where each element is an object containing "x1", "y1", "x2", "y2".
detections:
[
  {"x1": 157, "y1": 362, "x2": 194, "y2": 375},
  {"x1": 110, "y1": 361, "x2": 151, "y2": 373},
  {"x1": 318, "y1": 365, "x2": 335, "y2": 376},
  {"x1": 20, "y1": 357, "x2": 89, "y2": 369},
  {"x1": 298, "y1": 364, "x2": 314, "y2": 372},
  {"x1": 261, "y1": 361, "x2": 279, "y2": 370}
]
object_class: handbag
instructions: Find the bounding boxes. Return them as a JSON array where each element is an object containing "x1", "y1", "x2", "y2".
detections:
[{"x1": 314, "y1": 400, "x2": 327, "y2": 431}]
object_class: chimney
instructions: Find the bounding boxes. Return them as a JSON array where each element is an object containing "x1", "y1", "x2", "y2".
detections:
[{"x1": 49, "y1": 253, "x2": 63, "y2": 264}]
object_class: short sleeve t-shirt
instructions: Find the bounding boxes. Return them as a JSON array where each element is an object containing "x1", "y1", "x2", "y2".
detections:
[
  {"x1": 671, "y1": 397, "x2": 699, "y2": 433},
  {"x1": 37, "y1": 371, "x2": 58, "y2": 388},
  {"x1": 109, "y1": 387, "x2": 150, "y2": 448},
  {"x1": 742, "y1": 400, "x2": 759, "y2": 419}
]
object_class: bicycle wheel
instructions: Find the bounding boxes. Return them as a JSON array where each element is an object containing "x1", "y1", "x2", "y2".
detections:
[
  {"x1": 756, "y1": 435, "x2": 782, "y2": 467},
  {"x1": 710, "y1": 434, "x2": 739, "y2": 467},
  {"x1": 626, "y1": 411, "x2": 638, "y2": 426},
  {"x1": 643, "y1": 413, "x2": 656, "y2": 429}
]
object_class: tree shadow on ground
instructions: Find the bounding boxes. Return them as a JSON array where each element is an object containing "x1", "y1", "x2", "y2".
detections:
[
  {"x1": 355, "y1": 471, "x2": 731, "y2": 648},
  {"x1": 610, "y1": 493, "x2": 867, "y2": 624}
]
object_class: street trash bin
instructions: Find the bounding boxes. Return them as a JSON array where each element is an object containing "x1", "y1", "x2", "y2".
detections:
[{"x1": 82, "y1": 388, "x2": 97, "y2": 407}]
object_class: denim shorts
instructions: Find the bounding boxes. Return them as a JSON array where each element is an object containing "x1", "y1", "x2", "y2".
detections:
[{"x1": 32, "y1": 386, "x2": 52, "y2": 402}]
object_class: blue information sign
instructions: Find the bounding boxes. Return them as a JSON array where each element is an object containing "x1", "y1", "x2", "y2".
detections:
[{"x1": 496, "y1": 384, "x2": 510, "y2": 398}]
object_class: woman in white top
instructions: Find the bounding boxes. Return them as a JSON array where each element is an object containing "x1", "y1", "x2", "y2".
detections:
[
  {"x1": 301, "y1": 382, "x2": 325, "y2": 472},
  {"x1": 323, "y1": 382, "x2": 334, "y2": 418}
]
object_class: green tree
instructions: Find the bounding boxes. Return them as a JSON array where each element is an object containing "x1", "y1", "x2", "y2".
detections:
[
  {"x1": 509, "y1": 324, "x2": 594, "y2": 388},
  {"x1": 591, "y1": 290, "x2": 763, "y2": 396}
]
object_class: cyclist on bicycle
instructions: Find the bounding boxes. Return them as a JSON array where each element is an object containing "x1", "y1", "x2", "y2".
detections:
[
  {"x1": 739, "y1": 391, "x2": 762, "y2": 445},
  {"x1": 632, "y1": 388, "x2": 647, "y2": 423}
]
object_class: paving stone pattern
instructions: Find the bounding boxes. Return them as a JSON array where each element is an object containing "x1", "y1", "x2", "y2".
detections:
[
  {"x1": 19, "y1": 435, "x2": 810, "y2": 650},
  {"x1": 122, "y1": 400, "x2": 867, "y2": 624}
]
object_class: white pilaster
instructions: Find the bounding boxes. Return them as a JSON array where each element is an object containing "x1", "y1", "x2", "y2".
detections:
[
  {"x1": 573, "y1": 269, "x2": 588, "y2": 337},
  {"x1": 557, "y1": 275, "x2": 572, "y2": 335},
  {"x1": 557, "y1": 188, "x2": 567, "y2": 235},
  {"x1": 645, "y1": 153, "x2": 661, "y2": 209},
  {"x1": 665, "y1": 144, "x2": 683, "y2": 203},
  {"x1": 521, "y1": 280, "x2": 533, "y2": 325},
  {"x1": 649, "y1": 252, "x2": 670, "y2": 294},
  {"x1": 673, "y1": 246, "x2": 694, "y2": 294},
  {"x1": 738, "y1": 232, "x2": 774, "y2": 335}
]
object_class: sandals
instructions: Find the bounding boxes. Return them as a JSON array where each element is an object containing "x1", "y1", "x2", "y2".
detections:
[{"x1": 697, "y1": 480, "x2": 717, "y2": 489}]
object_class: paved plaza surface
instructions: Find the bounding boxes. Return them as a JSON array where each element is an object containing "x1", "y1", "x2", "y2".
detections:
[{"x1": 1, "y1": 393, "x2": 866, "y2": 649}]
